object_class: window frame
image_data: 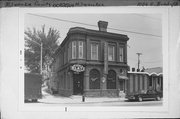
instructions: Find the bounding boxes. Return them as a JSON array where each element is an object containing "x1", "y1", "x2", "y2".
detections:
[
  {"x1": 91, "y1": 43, "x2": 99, "y2": 60},
  {"x1": 119, "y1": 47, "x2": 124, "y2": 62},
  {"x1": 89, "y1": 69, "x2": 100, "y2": 89},
  {"x1": 108, "y1": 45, "x2": 115, "y2": 61},
  {"x1": 72, "y1": 41, "x2": 76, "y2": 59},
  {"x1": 78, "y1": 41, "x2": 84, "y2": 59}
]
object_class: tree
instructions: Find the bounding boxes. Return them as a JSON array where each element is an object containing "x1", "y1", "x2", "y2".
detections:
[{"x1": 25, "y1": 25, "x2": 60, "y2": 74}]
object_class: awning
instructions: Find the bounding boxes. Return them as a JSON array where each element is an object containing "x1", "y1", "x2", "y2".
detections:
[{"x1": 118, "y1": 75, "x2": 129, "y2": 80}]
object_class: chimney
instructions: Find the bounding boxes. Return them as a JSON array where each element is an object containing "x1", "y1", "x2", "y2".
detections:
[{"x1": 98, "y1": 21, "x2": 108, "y2": 32}]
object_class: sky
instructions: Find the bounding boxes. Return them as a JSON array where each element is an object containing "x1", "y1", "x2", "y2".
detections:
[{"x1": 25, "y1": 13, "x2": 162, "y2": 70}]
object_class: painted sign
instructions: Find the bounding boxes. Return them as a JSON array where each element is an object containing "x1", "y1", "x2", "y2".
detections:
[{"x1": 71, "y1": 64, "x2": 85, "y2": 73}]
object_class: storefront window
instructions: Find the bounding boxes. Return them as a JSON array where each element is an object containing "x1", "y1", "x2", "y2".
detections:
[
  {"x1": 107, "y1": 70, "x2": 116, "y2": 89},
  {"x1": 108, "y1": 45, "x2": 115, "y2": 61},
  {"x1": 89, "y1": 69, "x2": 100, "y2": 89},
  {"x1": 91, "y1": 43, "x2": 98, "y2": 60}
]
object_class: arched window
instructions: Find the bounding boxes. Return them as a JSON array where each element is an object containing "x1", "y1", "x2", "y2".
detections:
[
  {"x1": 107, "y1": 70, "x2": 116, "y2": 89},
  {"x1": 89, "y1": 69, "x2": 100, "y2": 89}
]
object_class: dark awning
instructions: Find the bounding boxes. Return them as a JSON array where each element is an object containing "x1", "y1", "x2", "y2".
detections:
[{"x1": 118, "y1": 75, "x2": 129, "y2": 80}]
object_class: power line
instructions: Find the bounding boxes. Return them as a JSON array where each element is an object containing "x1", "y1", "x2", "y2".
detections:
[
  {"x1": 133, "y1": 14, "x2": 161, "y2": 22},
  {"x1": 28, "y1": 13, "x2": 97, "y2": 27},
  {"x1": 27, "y1": 13, "x2": 162, "y2": 38},
  {"x1": 128, "y1": 56, "x2": 162, "y2": 63},
  {"x1": 143, "y1": 60, "x2": 162, "y2": 63},
  {"x1": 109, "y1": 27, "x2": 161, "y2": 38},
  {"x1": 128, "y1": 56, "x2": 140, "y2": 61}
]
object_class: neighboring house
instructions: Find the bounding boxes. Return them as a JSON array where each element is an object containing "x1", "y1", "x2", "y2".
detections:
[{"x1": 51, "y1": 21, "x2": 129, "y2": 97}]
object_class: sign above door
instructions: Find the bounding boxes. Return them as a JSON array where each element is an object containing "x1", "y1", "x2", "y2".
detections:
[{"x1": 71, "y1": 64, "x2": 85, "y2": 73}]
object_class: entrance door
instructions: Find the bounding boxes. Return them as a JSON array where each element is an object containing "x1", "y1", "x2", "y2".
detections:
[
  {"x1": 73, "y1": 72, "x2": 83, "y2": 95},
  {"x1": 119, "y1": 80, "x2": 124, "y2": 91}
]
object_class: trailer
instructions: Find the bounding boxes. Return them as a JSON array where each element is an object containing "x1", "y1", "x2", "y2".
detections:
[
  {"x1": 126, "y1": 72, "x2": 149, "y2": 96},
  {"x1": 24, "y1": 73, "x2": 42, "y2": 102},
  {"x1": 126, "y1": 69, "x2": 163, "y2": 100}
]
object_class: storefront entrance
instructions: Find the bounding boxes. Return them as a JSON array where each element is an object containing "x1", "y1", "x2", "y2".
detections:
[
  {"x1": 119, "y1": 80, "x2": 125, "y2": 91},
  {"x1": 118, "y1": 75, "x2": 128, "y2": 93},
  {"x1": 73, "y1": 72, "x2": 84, "y2": 95}
]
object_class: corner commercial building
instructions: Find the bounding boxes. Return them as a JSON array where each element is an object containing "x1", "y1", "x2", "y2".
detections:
[{"x1": 51, "y1": 21, "x2": 129, "y2": 97}]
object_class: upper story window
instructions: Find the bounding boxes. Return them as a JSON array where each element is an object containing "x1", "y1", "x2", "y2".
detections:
[
  {"x1": 91, "y1": 43, "x2": 98, "y2": 60},
  {"x1": 72, "y1": 41, "x2": 76, "y2": 59},
  {"x1": 119, "y1": 47, "x2": 124, "y2": 62},
  {"x1": 78, "y1": 41, "x2": 83, "y2": 59},
  {"x1": 108, "y1": 45, "x2": 115, "y2": 61},
  {"x1": 68, "y1": 43, "x2": 71, "y2": 61}
]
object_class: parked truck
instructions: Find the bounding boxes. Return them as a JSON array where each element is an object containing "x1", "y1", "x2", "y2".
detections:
[{"x1": 24, "y1": 73, "x2": 42, "y2": 102}]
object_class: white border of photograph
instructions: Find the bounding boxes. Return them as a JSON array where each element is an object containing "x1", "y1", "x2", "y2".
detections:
[{"x1": 18, "y1": 7, "x2": 169, "y2": 112}]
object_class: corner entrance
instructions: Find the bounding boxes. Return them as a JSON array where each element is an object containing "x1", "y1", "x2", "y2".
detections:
[{"x1": 73, "y1": 72, "x2": 84, "y2": 95}]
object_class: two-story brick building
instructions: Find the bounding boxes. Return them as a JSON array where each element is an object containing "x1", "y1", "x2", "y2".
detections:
[{"x1": 51, "y1": 21, "x2": 129, "y2": 97}]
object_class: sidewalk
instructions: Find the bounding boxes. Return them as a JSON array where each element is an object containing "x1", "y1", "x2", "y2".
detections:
[{"x1": 39, "y1": 88, "x2": 126, "y2": 104}]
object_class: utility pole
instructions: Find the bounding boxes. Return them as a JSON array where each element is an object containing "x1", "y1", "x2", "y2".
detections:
[
  {"x1": 40, "y1": 43, "x2": 43, "y2": 75},
  {"x1": 136, "y1": 53, "x2": 142, "y2": 71}
]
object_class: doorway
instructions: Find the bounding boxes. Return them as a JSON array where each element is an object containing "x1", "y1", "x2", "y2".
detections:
[
  {"x1": 73, "y1": 72, "x2": 84, "y2": 95},
  {"x1": 119, "y1": 80, "x2": 125, "y2": 91},
  {"x1": 107, "y1": 70, "x2": 116, "y2": 89}
]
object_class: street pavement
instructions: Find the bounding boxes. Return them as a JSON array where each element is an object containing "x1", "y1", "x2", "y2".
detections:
[
  {"x1": 39, "y1": 88, "x2": 126, "y2": 104},
  {"x1": 29, "y1": 87, "x2": 163, "y2": 106}
]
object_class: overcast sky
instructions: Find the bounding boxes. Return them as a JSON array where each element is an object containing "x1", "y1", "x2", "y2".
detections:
[{"x1": 25, "y1": 13, "x2": 162, "y2": 70}]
